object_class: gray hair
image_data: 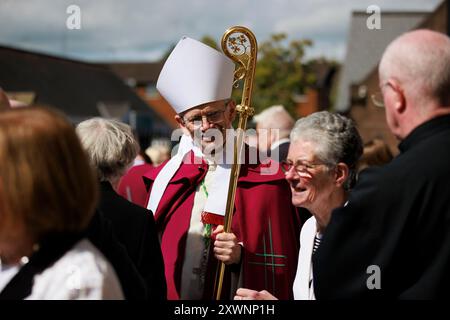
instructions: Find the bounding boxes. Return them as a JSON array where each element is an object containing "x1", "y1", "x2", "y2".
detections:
[
  {"x1": 253, "y1": 105, "x2": 295, "y2": 139},
  {"x1": 76, "y1": 118, "x2": 139, "y2": 182},
  {"x1": 290, "y1": 111, "x2": 363, "y2": 189}
]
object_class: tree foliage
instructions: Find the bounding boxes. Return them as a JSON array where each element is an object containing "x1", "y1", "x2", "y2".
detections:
[
  {"x1": 200, "y1": 35, "x2": 219, "y2": 50},
  {"x1": 249, "y1": 33, "x2": 314, "y2": 115},
  {"x1": 201, "y1": 33, "x2": 316, "y2": 116}
]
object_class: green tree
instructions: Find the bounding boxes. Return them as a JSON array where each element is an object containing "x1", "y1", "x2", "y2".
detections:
[
  {"x1": 200, "y1": 35, "x2": 219, "y2": 50},
  {"x1": 229, "y1": 33, "x2": 314, "y2": 116}
]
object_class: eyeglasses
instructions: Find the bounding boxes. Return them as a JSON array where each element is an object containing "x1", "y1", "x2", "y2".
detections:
[
  {"x1": 183, "y1": 108, "x2": 226, "y2": 126},
  {"x1": 182, "y1": 100, "x2": 230, "y2": 127},
  {"x1": 281, "y1": 160, "x2": 331, "y2": 175},
  {"x1": 370, "y1": 83, "x2": 392, "y2": 108},
  {"x1": 371, "y1": 91, "x2": 385, "y2": 108}
]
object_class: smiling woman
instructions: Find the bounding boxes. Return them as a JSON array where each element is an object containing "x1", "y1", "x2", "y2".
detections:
[
  {"x1": 235, "y1": 111, "x2": 363, "y2": 301},
  {"x1": 287, "y1": 111, "x2": 363, "y2": 214}
]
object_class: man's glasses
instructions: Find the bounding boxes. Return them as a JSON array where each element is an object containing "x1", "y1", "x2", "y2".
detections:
[
  {"x1": 281, "y1": 160, "x2": 330, "y2": 175},
  {"x1": 371, "y1": 92, "x2": 385, "y2": 108},
  {"x1": 371, "y1": 82, "x2": 392, "y2": 108},
  {"x1": 182, "y1": 100, "x2": 230, "y2": 127},
  {"x1": 183, "y1": 108, "x2": 226, "y2": 126}
]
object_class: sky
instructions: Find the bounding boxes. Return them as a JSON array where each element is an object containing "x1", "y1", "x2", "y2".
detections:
[{"x1": 0, "y1": 0, "x2": 443, "y2": 63}]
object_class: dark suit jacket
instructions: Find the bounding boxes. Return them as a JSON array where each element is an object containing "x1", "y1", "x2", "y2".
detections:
[
  {"x1": 87, "y1": 211, "x2": 148, "y2": 300},
  {"x1": 98, "y1": 181, "x2": 167, "y2": 300},
  {"x1": 314, "y1": 114, "x2": 450, "y2": 299},
  {"x1": 270, "y1": 140, "x2": 290, "y2": 162}
]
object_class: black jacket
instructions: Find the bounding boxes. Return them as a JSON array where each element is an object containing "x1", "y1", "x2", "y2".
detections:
[
  {"x1": 98, "y1": 181, "x2": 166, "y2": 300},
  {"x1": 313, "y1": 115, "x2": 450, "y2": 299},
  {"x1": 87, "y1": 211, "x2": 148, "y2": 300},
  {"x1": 270, "y1": 140, "x2": 290, "y2": 163}
]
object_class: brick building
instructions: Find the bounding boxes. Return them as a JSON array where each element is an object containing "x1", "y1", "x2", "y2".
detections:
[{"x1": 336, "y1": 0, "x2": 448, "y2": 154}]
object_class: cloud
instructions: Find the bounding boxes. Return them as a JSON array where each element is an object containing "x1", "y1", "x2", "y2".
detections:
[
  {"x1": 0, "y1": 0, "x2": 443, "y2": 62},
  {"x1": 275, "y1": 5, "x2": 348, "y2": 39}
]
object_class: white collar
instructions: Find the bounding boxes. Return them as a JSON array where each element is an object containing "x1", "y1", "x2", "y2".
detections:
[
  {"x1": 147, "y1": 134, "x2": 238, "y2": 217},
  {"x1": 270, "y1": 138, "x2": 290, "y2": 151}
]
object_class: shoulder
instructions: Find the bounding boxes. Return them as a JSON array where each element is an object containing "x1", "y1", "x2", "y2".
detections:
[
  {"x1": 406, "y1": 133, "x2": 450, "y2": 180},
  {"x1": 300, "y1": 216, "x2": 317, "y2": 241},
  {"x1": 28, "y1": 239, "x2": 124, "y2": 300},
  {"x1": 239, "y1": 145, "x2": 287, "y2": 183},
  {"x1": 142, "y1": 159, "x2": 171, "y2": 182},
  {"x1": 103, "y1": 186, "x2": 150, "y2": 216},
  {"x1": 129, "y1": 163, "x2": 154, "y2": 175}
]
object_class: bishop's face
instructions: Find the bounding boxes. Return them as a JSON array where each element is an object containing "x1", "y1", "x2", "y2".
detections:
[{"x1": 176, "y1": 99, "x2": 236, "y2": 154}]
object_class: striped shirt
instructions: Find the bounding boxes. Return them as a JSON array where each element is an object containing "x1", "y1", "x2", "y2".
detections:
[
  {"x1": 312, "y1": 233, "x2": 323, "y2": 254},
  {"x1": 309, "y1": 232, "x2": 323, "y2": 290}
]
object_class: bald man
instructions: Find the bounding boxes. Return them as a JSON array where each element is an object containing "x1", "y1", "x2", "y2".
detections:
[
  {"x1": 313, "y1": 29, "x2": 450, "y2": 299},
  {"x1": 254, "y1": 105, "x2": 295, "y2": 162}
]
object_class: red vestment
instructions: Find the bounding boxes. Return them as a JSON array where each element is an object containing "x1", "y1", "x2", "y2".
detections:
[
  {"x1": 117, "y1": 163, "x2": 154, "y2": 208},
  {"x1": 143, "y1": 150, "x2": 301, "y2": 300}
]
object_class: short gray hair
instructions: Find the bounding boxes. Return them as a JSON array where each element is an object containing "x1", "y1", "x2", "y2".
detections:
[
  {"x1": 290, "y1": 111, "x2": 363, "y2": 189},
  {"x1": 76, "y1": 118, "x2": 139, "y2": 182}
]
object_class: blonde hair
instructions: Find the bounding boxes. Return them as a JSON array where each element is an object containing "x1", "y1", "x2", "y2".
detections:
[
  {"x1": 76, "y1": 118, "x2": 139, "y2": 182},
  {"x1": 145, "y1": 145, "x2": 170, "y2": 166},
  {"x1": 0, "y1": 107, "x2": 98, "y2": 243}
]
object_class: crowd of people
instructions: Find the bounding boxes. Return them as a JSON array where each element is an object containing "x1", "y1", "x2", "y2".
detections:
[{"x1": 0, "y1": 28, "x2": 449, "y2": 300}]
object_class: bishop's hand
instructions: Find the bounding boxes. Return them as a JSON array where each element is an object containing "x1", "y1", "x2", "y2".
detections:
[
  {"x1": 234, "y1": 288, "x2": 278, "y2": 300},
  {"x1": 212, "y1": 225, "x2": 242, "y2": 265}
]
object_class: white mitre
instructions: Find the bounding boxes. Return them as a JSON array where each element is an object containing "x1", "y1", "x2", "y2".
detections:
[{"x1": 156, "y1": 36, "x2": 235, "y2": 114}]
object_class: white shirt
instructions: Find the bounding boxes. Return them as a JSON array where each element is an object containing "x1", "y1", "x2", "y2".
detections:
[
  {"x1": 18, "y1": 239, "x2": 124, "y2": 300},
  {"x1": 180, "y1": 162, "x2": 217, "y2": 299},
  {"x1": 270, "y1": 138, "x2": 290, "y2": 153},
  {"x1": 0, "y1": 264, "x2": 20, "y2": 293},
  {"x1": 293, "y1": 216, "x2": 318, "y2": 300}
]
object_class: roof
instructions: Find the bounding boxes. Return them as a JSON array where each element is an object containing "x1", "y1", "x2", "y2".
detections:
[
  {"x1": 0, "y1": 45, "x2": 172, "y2": 136},
  {"x1": 97, "y1": 61, "x2": 165, "y2": 85},
  {"x1": 335, "y1": 10, "x2": 429, "y2": 112},
  {"x1": 146, "y1": 95, "x2": 178, "y2": 128},
  {"x1": 308, "y1": 60, "x2": 339, "y2": 88}
]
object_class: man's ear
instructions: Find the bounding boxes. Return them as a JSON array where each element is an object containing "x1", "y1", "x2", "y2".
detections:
[
  {"x1": 390, "y1": 80, "x2": 406, "y2": 114},
  {"x1": 335, "y1": 163, "x2": 349, "y2": 188},
  {"x1": 175, "y1": 115, "x2": 191, "y2": 135},
  {"x1": 175, "y1": 114, "x2": 184, "y2": 127}
]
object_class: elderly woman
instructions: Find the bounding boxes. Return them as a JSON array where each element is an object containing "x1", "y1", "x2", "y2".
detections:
[
  {"x1": 0, "y1": 107, "x2": 123, "y2": 299},
  {"x1": 235, "y1": 111, "x2": 363, "y2": 300},
  {"x1": 76, "y1": 118, "x2": 166, "y2": 300}
]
